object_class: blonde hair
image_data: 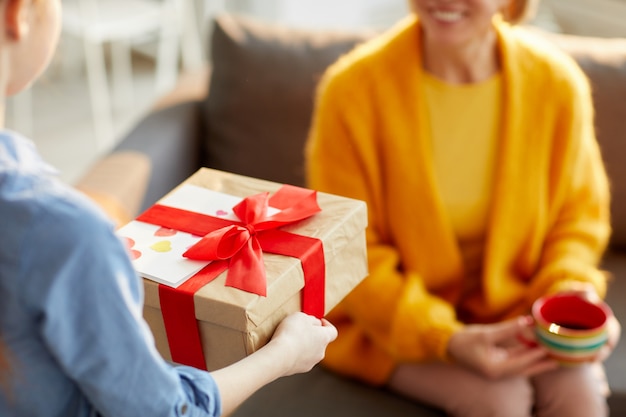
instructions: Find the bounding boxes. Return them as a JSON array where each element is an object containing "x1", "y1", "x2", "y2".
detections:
[{"x1": 503, "y1": 0, "x2": 540, "y2": 25}]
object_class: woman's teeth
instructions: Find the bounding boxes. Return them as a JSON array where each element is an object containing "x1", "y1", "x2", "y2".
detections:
[{"x1": 432, "y1": 10, "x2": 463, "y2": 22}]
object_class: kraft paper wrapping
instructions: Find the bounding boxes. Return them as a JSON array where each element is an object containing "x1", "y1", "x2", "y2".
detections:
[{"x1": 142, "y1": 168, "x2": 368, "y2": 371}]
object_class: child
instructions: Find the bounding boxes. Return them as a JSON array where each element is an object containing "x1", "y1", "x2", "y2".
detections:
[
  {"x1": 306, "y1": 0, "x2": 621, "y2": 416},
  {"x1": 0, "y1": 1, "x2": 337, "y2": 416}
]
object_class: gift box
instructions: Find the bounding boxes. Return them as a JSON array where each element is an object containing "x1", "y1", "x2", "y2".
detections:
[{"x1": 118, "y1": 168, "x2": 368, "y2": 371}]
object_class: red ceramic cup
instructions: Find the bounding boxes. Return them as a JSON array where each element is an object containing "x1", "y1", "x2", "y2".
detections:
[{"x1": 531, "y1": 293, "x2": 613, "y2": 365}]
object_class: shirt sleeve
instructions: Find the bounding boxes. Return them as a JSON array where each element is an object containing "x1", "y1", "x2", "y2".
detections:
[{"x1": 21, "y1": 193, "x2": 222, "y2": 417}]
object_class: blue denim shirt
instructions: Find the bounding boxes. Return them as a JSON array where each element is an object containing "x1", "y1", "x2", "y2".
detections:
[{"x1": 0, "y1": 131, "x2": 222, "y2": 417}]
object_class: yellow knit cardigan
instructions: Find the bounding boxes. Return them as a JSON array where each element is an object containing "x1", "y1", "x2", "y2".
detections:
[{"x1": 305, "y1": 16, "x2": 611, "y2": 385}]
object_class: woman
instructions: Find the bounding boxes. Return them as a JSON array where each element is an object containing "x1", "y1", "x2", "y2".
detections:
[
  {"x1": 306, "y1": 0, "x2": 621, "y2": 415},
  {"x1": 0, "y1": 1, "x2": 337, "y2": 416}
]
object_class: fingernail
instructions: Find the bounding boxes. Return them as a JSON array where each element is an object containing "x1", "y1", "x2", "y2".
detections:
[{"x1": 520, "y1": 315, "x2": 534, "y2": 326}]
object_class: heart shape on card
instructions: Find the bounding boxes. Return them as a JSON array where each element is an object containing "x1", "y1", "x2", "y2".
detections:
[
  {"x1": 123, "y1": 237, "x2": 142, "y2": 260},
  {"x1": 150, "y1": 240, "x2": 172, "y2": 252},
  {"x1": 154, "y1": 227, "x2": 177, "y2": 237}
]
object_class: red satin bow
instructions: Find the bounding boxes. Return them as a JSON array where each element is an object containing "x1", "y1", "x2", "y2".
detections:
[{"x1": 137, "y1": 184, "x2": 321, "y2": 296}]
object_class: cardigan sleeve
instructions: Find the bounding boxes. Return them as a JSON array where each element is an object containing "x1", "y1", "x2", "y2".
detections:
[
  {"x1": 305, "y1": 66, "x2": 463, "y2": 370},
  {"x1": 526, "y1": 60, "x2": 611, "y2": 301}
]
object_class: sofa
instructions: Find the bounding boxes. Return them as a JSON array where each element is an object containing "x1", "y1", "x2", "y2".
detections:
[{"x1": 75, "y1": 13, "x2": 626, "y2": 416}]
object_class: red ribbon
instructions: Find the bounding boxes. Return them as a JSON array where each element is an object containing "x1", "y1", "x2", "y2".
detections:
[{"x1": 136, "y1": 185, "x2": 326, "y2": 369}]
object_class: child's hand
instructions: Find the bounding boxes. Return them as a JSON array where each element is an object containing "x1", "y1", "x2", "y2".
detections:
[
  {"x1": 268, "y1": 312, "x2": 337, "y2": 376},
  {"x1": 447, "y1": 317, "x2": 558, "y2": 380},
  {"x1": 211, "y1": 313, "x2": 336, "y2": 414}
]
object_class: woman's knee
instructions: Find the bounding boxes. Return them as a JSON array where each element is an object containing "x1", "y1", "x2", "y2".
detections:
[
  {"x1": 446, "y1": 376, "x2": 533, "y2": 417},
  {"x1": 533, "y1": 364, "x2": 609, "y2": 417}
]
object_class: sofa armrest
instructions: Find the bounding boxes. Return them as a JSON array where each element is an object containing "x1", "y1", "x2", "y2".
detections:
[
  {"x1": 152, "y1": 67, "x2": 210, "y2": 111},
  {"x1": 113, "y1": 100, "x2": 205, "y2": 212},
  {"x1": 74, "y1": 151, "x2": 151, "y2": 228}
]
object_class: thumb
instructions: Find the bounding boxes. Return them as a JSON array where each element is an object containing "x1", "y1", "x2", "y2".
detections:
[
  {"x1": 321, "y1": 318, "x2": 338, "y2": 342},
  {"x1": 487, "y1": 316, "x2": 533, "y2": 344}
]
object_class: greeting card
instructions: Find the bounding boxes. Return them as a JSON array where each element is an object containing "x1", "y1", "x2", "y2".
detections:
[{"x1": 117, "y1": 184, "x2": 278, "y2": 287}]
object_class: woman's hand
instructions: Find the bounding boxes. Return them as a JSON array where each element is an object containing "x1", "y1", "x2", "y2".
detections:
[
  {"x1": 447, "y1": 316, "x2": 559, "y2": 380},
  {"x1": 267, "y1": 311, "x2": 338, "y2": 376}
]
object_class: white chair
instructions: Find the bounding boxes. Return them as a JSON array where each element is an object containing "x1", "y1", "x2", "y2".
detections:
[{"x1": 61, "y1": 0, "x2": 182, "y2": 152}]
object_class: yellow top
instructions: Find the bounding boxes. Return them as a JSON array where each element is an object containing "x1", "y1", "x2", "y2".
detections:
[
  {"x1": 424, "y1": 71, "x2": 502, "y2": 321},
  {"x1": 305, "y1": 15, "x2": 610, "y2": 385}
]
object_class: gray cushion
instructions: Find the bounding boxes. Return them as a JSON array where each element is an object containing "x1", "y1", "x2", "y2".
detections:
[
  {"x1": 600, "y1": 250, "x2": 626, "y2": 393},
  {"x1": 204, "y1": 14, "x2": 372, "y2": 187}
]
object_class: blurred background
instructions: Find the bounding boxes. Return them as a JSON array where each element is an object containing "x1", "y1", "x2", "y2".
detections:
[{"x1": 5, "y1": 0, "x2": 624, "y2": 185}]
